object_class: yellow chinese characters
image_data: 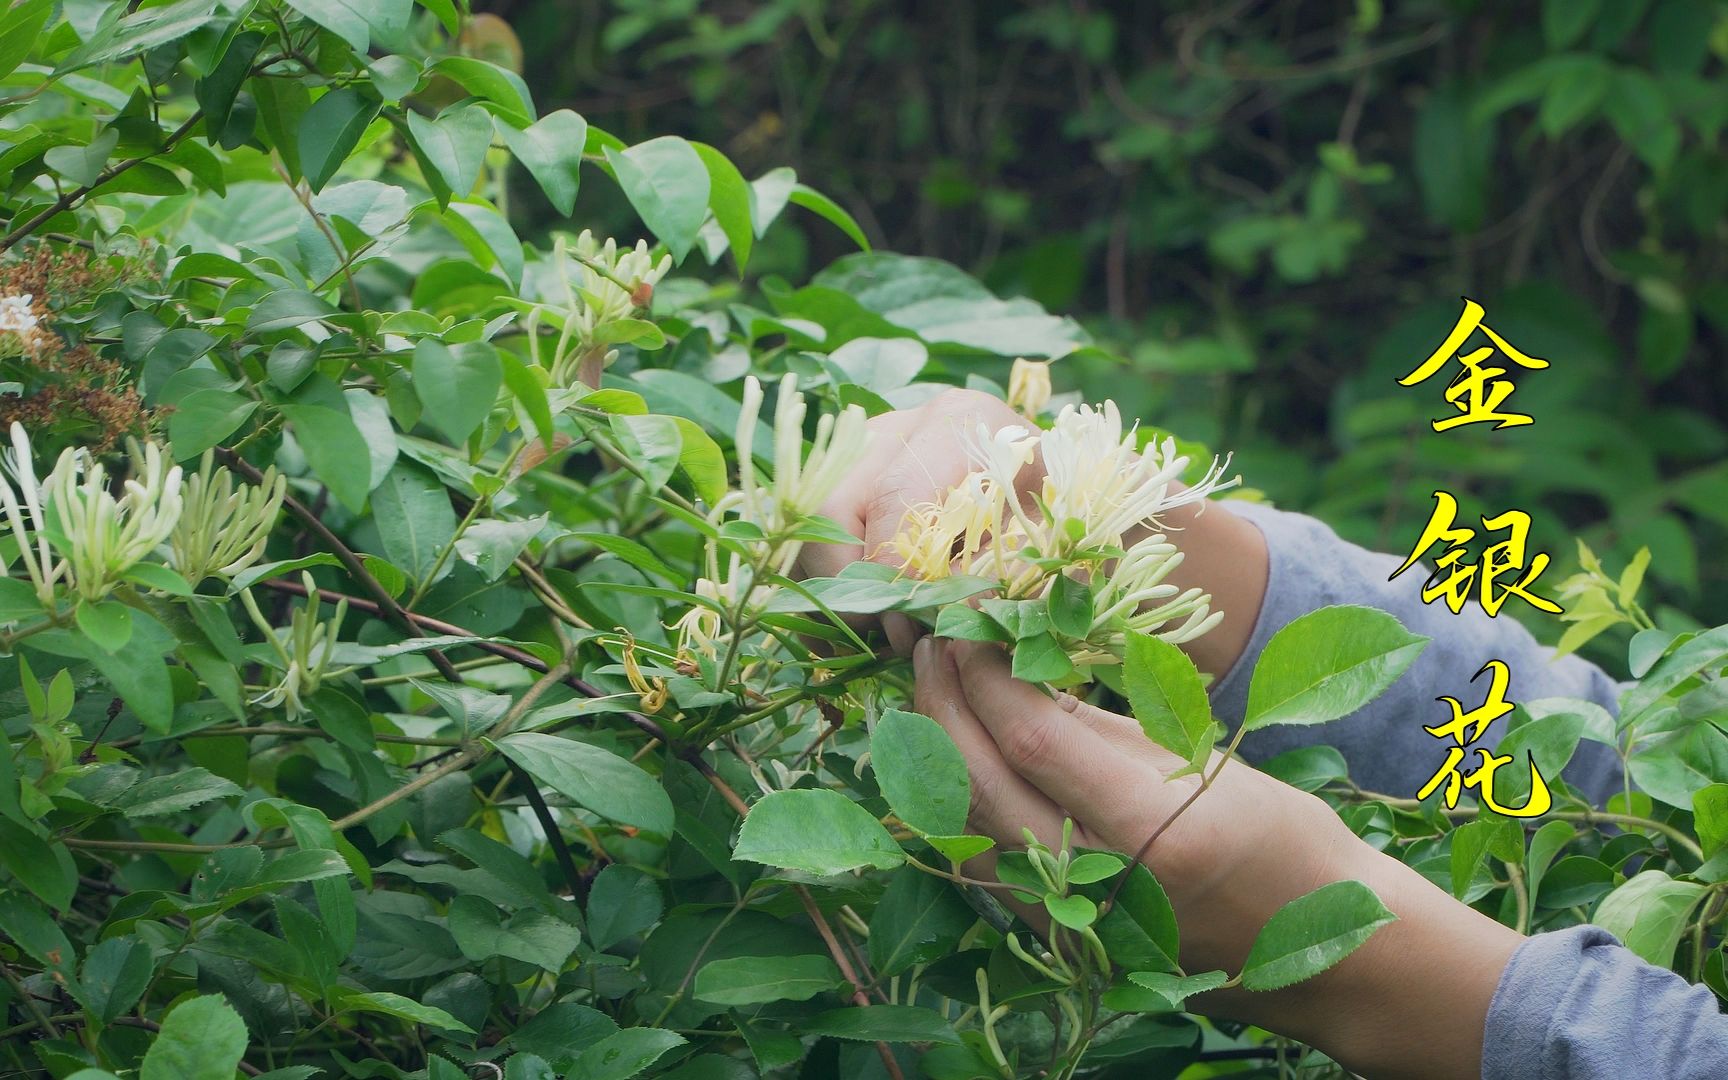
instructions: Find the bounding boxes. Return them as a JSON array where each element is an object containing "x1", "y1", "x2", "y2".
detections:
[
  {"x1": 1417, "y1": 659, "x2": 1552, "y2": 817},
  {"x1": 1399, "y1": 297, "x2": 1550, "y2": 432},
  {"x1": 1391, "y1": 491, "x2": 1563, "y2": 617}
]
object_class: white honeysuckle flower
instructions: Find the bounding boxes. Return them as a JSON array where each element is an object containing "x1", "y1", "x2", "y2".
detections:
[
  {"x1": 44, "y1": 437, "x2": 184, "y2": 603},
  {"x1": 566, "y1": 229, "x2": 671, "y2": 336},
  {"x1": 0, "y1": 294, "x2": 38, "y2": 335},
  {"x1": 169, "y1": 451, "x2": 286, "y2": 582},
  {"x1": 241, "y1": 574, "x2": 345, "y2": 717},
  {"x1": 0, "y1": 422, "x2": 66, "y2": 603},
  {"x1": 671, "y1": 577, "x2": 726, "y2": 661},
  {"x1": 731, "y1": 374, "x2": 868, "y2": 534},
  {"x1": 1006, "y1": 357, "x2": 1052, "y2": 418}
]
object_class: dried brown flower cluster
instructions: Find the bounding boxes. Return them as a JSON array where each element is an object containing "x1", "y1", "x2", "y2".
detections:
[{"x1": 0, "y1": 243, "x2": 152, "y2": 452}]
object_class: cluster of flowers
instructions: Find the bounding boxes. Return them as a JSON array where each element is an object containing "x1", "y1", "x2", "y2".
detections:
[
  {"x1": 669, "y1": 366, "x2": 1235, "y2": 675},
  {"x1": 0, "y1": 425, "x2": 283, "y2": 606},
  {"x1": 521, "y1": 230, "x2": 673, "y2": 404},
  {"x1": 890, "y1": 399, "x2": 1234, "y2": 664}
]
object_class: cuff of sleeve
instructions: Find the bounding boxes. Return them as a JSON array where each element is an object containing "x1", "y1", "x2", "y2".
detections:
[{"x1": 1481, "y1": 925, "x2": 1619, "y2": 1080}]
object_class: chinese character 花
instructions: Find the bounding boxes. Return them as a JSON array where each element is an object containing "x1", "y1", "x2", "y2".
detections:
[{"x1": 1418, "y1": 659, "x2": 1552, "y2": 817}]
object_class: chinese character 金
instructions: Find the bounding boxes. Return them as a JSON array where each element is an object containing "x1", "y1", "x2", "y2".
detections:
[
  {"x1": 1400, "y1": 297, "x2": 1549, "y2": 432},
  {"x1": 1417, "y1": 659, "x2": 1552, "y2": 817},
  {"x1": 1391, "y1": 491, "x2": 1564, "y2": 617}
]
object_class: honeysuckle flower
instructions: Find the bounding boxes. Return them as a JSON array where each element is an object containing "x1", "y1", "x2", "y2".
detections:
[
  {"x1": 169, "y1": 451, "x2": 285, "y2": 582},
  {"x1": 672, "y1": 578, "x2": 726, "y2": 661},
  {"x1": 618, "y1": 630, "x2": 670, "y2": 712},
  {"x1": 1007, "y1": 357, "x2": 1052, "y2": 418},
  {"x1": 241, "y1": 574, "x2": 345, "y2": 717},
  {"x1": 729, "y1": 375, "x2": 868, "y2": 539},
  {"x1": 0, "y1": 422, "x2": 65, "y2": 604},
  {"x1": 44, "y1": 437, "x2": 183, "y2": 603},
  {"x1": 0, "y1": 294, "x2": 36, "y2": 333}
]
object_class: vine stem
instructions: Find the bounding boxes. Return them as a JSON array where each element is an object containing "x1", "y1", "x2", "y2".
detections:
[
  {"x1": 1337, "y1": 786, "x2": 1705, "y2": 862},
  {"x1": 796, "y1": 886, "x2": 906, "y2": 1080}
]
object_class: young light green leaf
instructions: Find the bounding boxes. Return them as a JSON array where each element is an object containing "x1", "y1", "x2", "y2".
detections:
[
  {"x1": 1043, "y1": 892, "x2": 1097, "y2": 930},
  {"x1": 1242, "y1": 605, "x2": 1429, "y2": 730},
  {"x1": 1124, "y1": 969, "x2": 1230, "y2": 1009},
  {"x1": 1592, "y1": 870, "x2": 1707, "y2": 968},
  {"x1": 871, "y1": 708, "x2": 969, "y2": 838},
  {"x1": 733, "y1": 789, "x2": 905, "y2": 876},
  {"x1": 1123, "y1": 630, "x2": 1216, "y2": 767},
  {"x1": 1240, "y1": 880, "x2": 1397, "y2": 991}
]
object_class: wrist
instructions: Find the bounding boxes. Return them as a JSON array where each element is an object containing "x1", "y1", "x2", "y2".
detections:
[{"x1": 1276, "y1": 844, "x2": 1524, "y2": 1078}]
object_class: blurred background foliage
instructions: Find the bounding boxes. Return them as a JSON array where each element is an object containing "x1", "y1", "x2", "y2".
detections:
[{"x1": 485, "y1": 0, "x2": 1728, "y2": 663}]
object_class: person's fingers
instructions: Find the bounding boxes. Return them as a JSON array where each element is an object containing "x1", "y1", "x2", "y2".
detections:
[
  {"x1": 948, "y1": 641, "x2": 1163, "y2": 831},
  {"x1": 798, "y1": 413, "x2": 919, "y2": 580},
  {"x1": 1049, "y1": 690, "x2": 1190, "y2": 773},
  {"x1": 912, "y1": 637, "x2": 1066, "y2": 849}
]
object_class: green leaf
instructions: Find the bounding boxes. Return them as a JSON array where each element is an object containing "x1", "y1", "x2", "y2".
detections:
[
  {"x1": 933, "y1": 604, "x2": 1012, "y2": 643},
  {"x1": 108, "y1": 768, "x2": 244, "y2": 818},
  {"x1": 1043, "y1": 892, "x2": 1098, "y2": 929},
  {"x1": 1592, "y1": 870, "x2": 1707, "y2": 967},
  {"x1": 248, "y1": 290, "x2": 338, "y2": 333},
  {"x1": 1124, "y1": 631, "x2": 1217, "y2": 767},
  {"x1": 585, "y1": 865, "x2": 663, "y2": 950},
  {"x1": 407, "y1": 105, "x2": 493, "y2": 200},
  {"x1": 0, "y1": 0, "x2": 51, "y2": 84},
  {"x1": 1695, "y1": 784, "x2": 1728, "y2": 856},
  {"x1": 1095, "y1": 863, "x2": 1180, "y2": 973},
  {"x1": 606, "y1": 136, "x2": 710, "y2": 263},
  {"x1": 414, "y1": 339, "x2": 502, "y2": 445},
  {"x1": 280, "y1": 403, "x2": 374, "y2": 513},
  {"x1": 1240, "y1": 880, "x2": 1397, "y2": 991},
  {"x1": 692, "y1": 142, "x2": 754, "y2": 272},
  {"x1": 569, "y1": 1028, "x2": 686, "y2": 1080},
  {"x1": 139, "y1": 995, "x2": 250, "y2": 1080},
  {"x1": 1242, "y1": 606, "x2": 1429, "y2": 730},
  {"x1": 498, "y1": 110, "x2": 587, "y2": 216},
  {"x1": 1066, "y1": 852, "x2": 1126, "y2": 885},
  {"x1": 801, "y1": 1005, "x2": 959, "y2": 1044},
  {"x1": 1046, "y1": 572, "x2": 1093, "y2": 639},
  {"x1": 76, "y1": 937, "x2": 153, "y2": 1024},
  {"x1": 0, "y1": 577, "x2": 44, "y2": 624},
  {"x1": 1543, "y1": 0, "x2": 1602, "y2": 48},
  {"x1": 694, "y1": 954, "x2": 843, "y2": 1005},
  {"x1": 0, "y1": 819, "x2": 76, "y2": 911},
  {"x1": 372, "y1": 461, "x2": 459, "y2": 585},
  {"x1": 448, "y1": 896, "x2": 582, "y2": 972},
  {"x1": 867, "y1": 871, "x2": 976, "y2": 976},
  {"x1": 871, "y1": 708, "x2": 970, "y2": 837},
  {"x1": 733, "y1": 789, "x2": 906, "y2": 876},
  {"x1": 283, "y1": 0, "x2": 411, "y2": 53},
  {"x1": 168, "y1": 389, "x2": 257, "y2": 460},
  {"x1": 789, "y1": 183, "x2": 870, "y2": 250},
  {"x1": 1010, "y1": 632, "x2": 1076, "y2": 683},
  {"x1": 1124, "y1": 969, "x2": 1230, "y2": 1010},
  {"x1": 298, "y1": 86, "x2": 380, "y2": 193},
  {"x1": 429, "y1": 57, "x2": 536, "y2": 126},
  {"x1": 332, "y1": 988, "x2": 475, "y2": 1033},
  {"x1": 75, "y1": 600, "x2": 132, "y2": 653},
  {"x1": 492, "y1": 732, "x2": 675, "y2": 835}
]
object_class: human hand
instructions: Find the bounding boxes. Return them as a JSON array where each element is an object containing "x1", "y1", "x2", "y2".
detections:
[
  {"x1": 803, "y1": 388, "x2": 1270, "y2": 675},
  {"x1": 912, "y1": 635, "x2": 1524, "y2": 1079},
  {"x1": 798, "y1": 388, "x2": 1037, "y2": 655}
]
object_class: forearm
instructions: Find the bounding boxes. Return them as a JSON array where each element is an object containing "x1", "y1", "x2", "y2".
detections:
[{"x1": 1207, "y1": 839, "x2": 1523, "y2": 1080}]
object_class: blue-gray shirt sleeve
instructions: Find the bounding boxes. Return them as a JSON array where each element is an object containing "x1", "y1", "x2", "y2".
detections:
[
  {"x1": 1202, "y1": 503, "x2": 1728, "y2": 1079},
  {"x1": 1482, "y1": 925, "x2": 1728, "y2": 1080},
  {"x1": 1206, "y1": 500, "x2": 1623, "y2": 804}
]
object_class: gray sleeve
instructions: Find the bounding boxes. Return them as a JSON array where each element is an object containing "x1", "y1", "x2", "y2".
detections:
[
  {"x1": 1483, "y1": 925, "x2": 1728, "y2": 1080},
  {"x1": 1205, "y1": 501, "x2": 1624, "y2": 804}
]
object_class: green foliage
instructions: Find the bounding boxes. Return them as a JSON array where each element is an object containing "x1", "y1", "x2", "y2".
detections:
[{"x1": 1, "y1": 5, "x2": 1726, "y2": 1080}]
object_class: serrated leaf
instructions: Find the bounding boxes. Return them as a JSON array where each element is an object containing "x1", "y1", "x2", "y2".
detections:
[
  {"x1": 733, "y1": 789, "x2": 905, "y2": 876},
  {"x1": 1243, "y1": 606, "x2": 1429, "y2": 730},
  {"x1": 1240, "y1": 880, "x2": 1397, "y2": 991},
  {"x1": 871, "y1": 708, "x2": 969, "y2": 837}
]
